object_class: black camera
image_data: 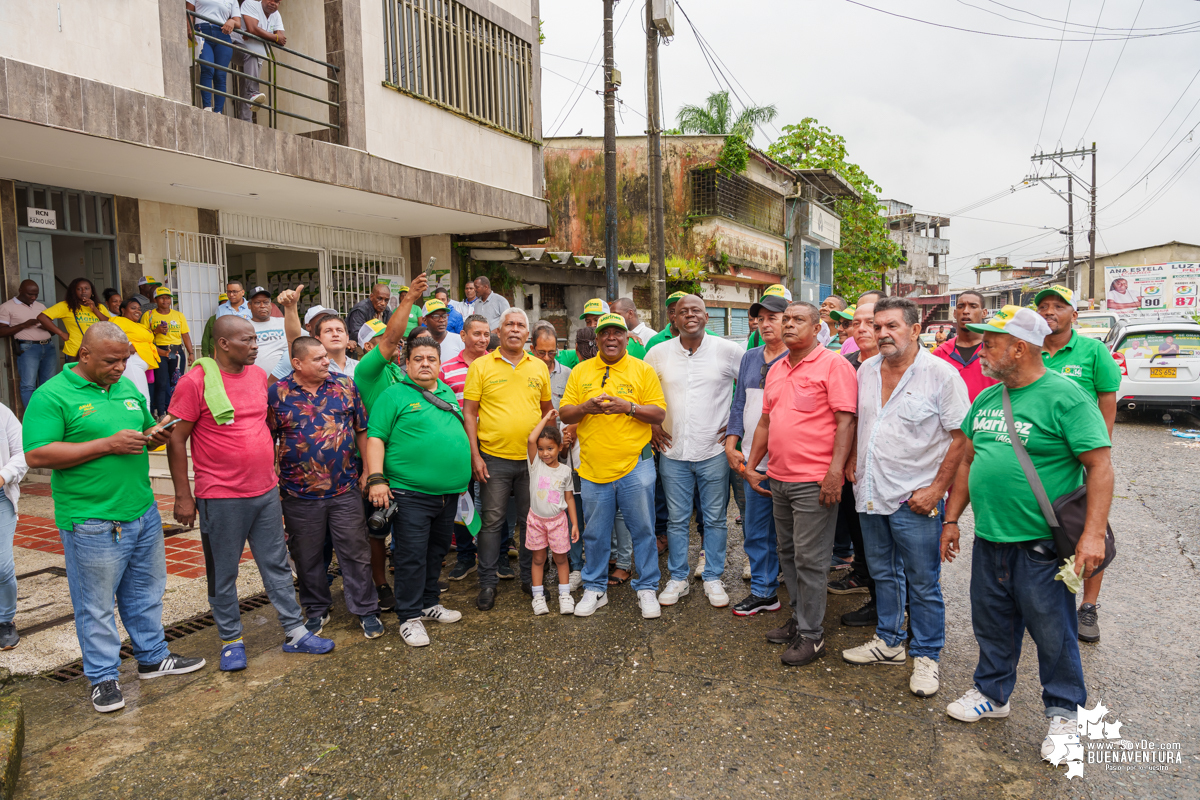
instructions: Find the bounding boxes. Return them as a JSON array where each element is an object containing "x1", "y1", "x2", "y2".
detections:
[{"x1": 368, "y1": 501, "x2": 400, "y2": 531}]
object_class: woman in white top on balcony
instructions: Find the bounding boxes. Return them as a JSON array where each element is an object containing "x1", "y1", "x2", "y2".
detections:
[{"x1": 188, "y1": 1, "x2": 242, "y2": 115}]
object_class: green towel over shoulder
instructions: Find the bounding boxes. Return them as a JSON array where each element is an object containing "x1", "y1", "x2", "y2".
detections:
[{"x1": 192, "y1": 357, "x2": 236, "y2": 425}]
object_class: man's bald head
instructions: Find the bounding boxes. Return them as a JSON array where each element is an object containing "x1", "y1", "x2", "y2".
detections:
[
  {"x1": 213, "y1": 315, "x2": 259, "y2": 368},
  {"x1": 77, "y1": 322, "x2": 131, "y2": 387},
  {"x1": 17, "y1": 280, "x2": 39, "y2": 304},
  {"x1": 213, "y1": 315, "x2": 252, "y2": 340}
]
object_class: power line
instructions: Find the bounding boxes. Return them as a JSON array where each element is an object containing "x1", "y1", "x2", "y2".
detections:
[
  {"x1": 1056, "y1": 0, "x2": 1106, "y2": 145},
  {"x1": 1079, "y1": 0, "x2": 1145, "y2": 142},
  {"x1": 1037, "y1": 0, "x2": 1072, "y2": 147},
  {"x1": 979, "y1": 0, "x2": 1199, "y2": 33},
  {"x1": 546, "y1": 0, "x2": 638, "y2": 138},
  {"x1": 541, "y1": 51, "x2": 602, "y2": 67}
]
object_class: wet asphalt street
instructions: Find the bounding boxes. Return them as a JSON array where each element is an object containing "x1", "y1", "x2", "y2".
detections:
[{"x1": 9, "y1": 414, "x2": 1199, "y2": 800}]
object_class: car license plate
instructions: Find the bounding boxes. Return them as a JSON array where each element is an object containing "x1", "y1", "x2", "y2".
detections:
[{"x1": 1150, "y1": 367, "x2": 1176, "y2": 378}]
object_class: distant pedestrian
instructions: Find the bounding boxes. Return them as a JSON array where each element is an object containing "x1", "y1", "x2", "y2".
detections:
[
  {"x1": 25, "y1": 323, "x2": 204, "y2": 713},
  {"x1": 0, "y1": 402, "x2": 28, "y2": 651},
  {"x1": 421, "y1": 299, "x2": 464, "y2": 363},
  {"x1": 611, "y1": 297, "x2": 656, "y2": 346},
  {"x1": 472, "y1": 276, "x2": 510, "y2": 334},
  {"x1": 644, "y1": 291, "x2": 687, "y2": 351},
  {"x1": 0, "y1": 280, "x2": 57, "y2": 407},
  {"x1": 132, "y1": 276, "x2": 162, "y2": 315},
  {"x1": 524, "y1": 410, "x2": 579, "y2": 616}
]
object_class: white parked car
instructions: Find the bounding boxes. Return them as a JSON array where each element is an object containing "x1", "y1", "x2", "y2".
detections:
[
  {"x1": 1075, "y1": 311, "x2": 1117, "y2": 341},
  {"x1": 1107, "y1": 317, "x2": 1200, "y2": 414}
]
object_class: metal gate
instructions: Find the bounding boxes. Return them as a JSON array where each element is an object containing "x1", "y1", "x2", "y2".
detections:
[
  {"x1": 325, "y1": 250, "x2": 406, "y2": 317},
  {"x1": 164, "y1": 230, "x2": 228, "y2": 353}
]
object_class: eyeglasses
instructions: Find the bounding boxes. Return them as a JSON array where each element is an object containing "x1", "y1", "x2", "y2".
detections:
[{"x1": 601, "y1": 365, "x2": 610, "y2": 388}]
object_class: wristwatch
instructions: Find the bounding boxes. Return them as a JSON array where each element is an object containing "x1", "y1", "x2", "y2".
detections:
[{"x1": 625, "y1": 402, "x2": 638, "y2": 417}]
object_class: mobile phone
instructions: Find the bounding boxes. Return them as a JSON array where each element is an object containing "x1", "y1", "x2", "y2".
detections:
[{"x1": 154, "y1": 418, "x2": 182, "y2": 432}]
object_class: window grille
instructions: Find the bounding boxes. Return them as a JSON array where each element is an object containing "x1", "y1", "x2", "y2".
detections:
[
  {"x1": 690, "y1": 167, "x2": 785, "y2": 237},
  {"x1": 730, "y1": 307, "x2": 750, "y2": 336},
  {"x1": 326, "y1": 250, "x2": 406, "y2": 318},
  {"x1": 706, "y1": 307, "x2": 728, "y2": 336},
  {"x1": 539, "y1": 283, "x2": 566, "y2": 310},
  {"x1": 383, "y1": 0, "x2": 534, "y2": 139}
]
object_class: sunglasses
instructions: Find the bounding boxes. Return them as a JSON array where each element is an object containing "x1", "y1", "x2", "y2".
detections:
[{"x1": 601, "y1": 365, "x2": 610, "y2": 388}]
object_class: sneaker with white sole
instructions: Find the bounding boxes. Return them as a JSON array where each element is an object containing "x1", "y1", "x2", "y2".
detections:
[
  {"x1": 532, "y1": 595, "x2": 549, "y2": 615},
  {"x1": 420, "y1": 604, "x2": 462, "y2": 624},
  {"x1": 573, "y1": 589, "x2": 608, "y2": 617},
  {"x1": 693, "y1": 554, "x2": 706, "y2": 579},
  {"x1": 90, "y1": 679, "x2": 125, "y2": 713},
  {"x1": 1041, "y1": 716, "x2": 1079, "y2": 763},
  {"x1": 568, "y1": 571, "x2": 583, "y2": 591},
  {"x1": 360, "y1": 614, "x2": 385, "y2": 639},
  {"x1": 136, "y1": 652, "x2": 207, "y2": 679},
  {"x1": 703, "y1": 580, "x2": 730, "y2": 608},
  {"x1": 910, "y1": 656, "x2": 940, "y2": 696},
  {"x1": 742, "y1": 563, "x2": 751, "y2": 581},
  {"x1": 658, "y1": 579, "x2": 690, "y2": 606},
  {"x1": 558, "y1": 593, "x2": 575, "y2": 615},
  {"x1": 841, "y1": 635, "x2": 906, "y2": 665},
  {"x1": 250, "y1": 91, "x2": 267, "y2": 104},
  {"x1": 399, "y1": 619, "x2": 430, "y2": 647},
  {"x1": 946, "y1": 687, "x2": 1011, "y2": 722},
  {"x1": 637, "y1": 590, "x2": 661, "y2": 619}
]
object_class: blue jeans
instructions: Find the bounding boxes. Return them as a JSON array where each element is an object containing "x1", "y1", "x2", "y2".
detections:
[
  {"x1": 0, "y1": 494, "x2": 16, "y2": 623},
  {"x1": 16, "y1": 339, "x2": 57, "y2": 408},
  {"x1": 197, "y1": 25, "x2": 234, "y2": 113},
  {"x1": 152, "y1": 346, "x2": 183, "y2": 417},
  {"x1": 611, "y1": 508, "x2": 632, "y2": 571},
  {"x1": 580, "y1": 457, "x2": 659, "y2": 593},
  {"x1": 742, "y1": 472, "x2": 779, "y2": 598},
  {"x1": 860, "y1": 502, "x2": 945, "y2": 659},
  {"x1": 971, "y1": 537, "x2": 1085, "y2": 719},
  {"x1": 567, "y1": 490, "x2": 585, "y2": 572},
  {"x1": 659, "y1": 453, "x2": 729, "y2": 582},
  {"x1": 60, "y1": 503, "x2": 171, "y2": 684}
]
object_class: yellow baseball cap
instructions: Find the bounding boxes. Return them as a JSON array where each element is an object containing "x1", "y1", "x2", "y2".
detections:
[
  {"x1": 154, "y1": 287, "x2": 173, "y2": 298},
  {"x1": 580, "y1": 298, "x2": 610, "y2": 319},
  {"x1": 666, "y1": 291, "x2": 688, "y2": 306},
  {"x1": 762, "y1": 284, "x2": 789, "y2": 299},
  {"x1": 218, "y1": 292, "x2": 228, "y2": 302},
  {"x1": 1034, "y1": 285, "x2": 1077, "y2": 309},
  {"x1": 138, "y1": 276, "x2": 162, "y2": 287},
  {"x1": 966, "y1": 305, "x2": 1052, "y2": 347},
  {"x1": 398, "y1": 285, "x2": 410, "y2": 293},
  {"x1": 594, "y1": 312, "x2": 628, "y2": 333},
  {"x1": 422, "y1": 299, "x2": 448, "y2": 315},
  {"x1": 357, "y1": 318, "x2": 388, "y2": 349}
]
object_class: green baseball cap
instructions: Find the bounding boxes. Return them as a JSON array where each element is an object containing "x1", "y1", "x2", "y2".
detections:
[
  {"x1": 830, "y1": 306, "x2": 856, "y2": 322},
  {"x1": 666, "y1": 291, "x2": 688, "y2": 306},
  {"x1": 594, "y1": 312, "x2": 628, "y2": 333}
]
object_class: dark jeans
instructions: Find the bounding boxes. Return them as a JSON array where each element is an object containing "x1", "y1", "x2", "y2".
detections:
[
  {"x1": 841, "y1": 481, "x2": 874, "y2": 598},
  {"x1": 152, "y1": 345, "x2": 183, "y2": 417},
  {"x1": 391, "y1": 489, "x2": 456, "y2": 621},
  {"x1": 197, "y1": 24, "x2": 234, "y2": 113},
  {"x1": 970, "y1": 537, "x2": 1086, "y2": 719},
  {"x1": 15, "y1": 339, "x2": 57, "y2": 408},
  {"x1": 567, "y1": 489, "x2": 585, "y2": 572},
  {"x1": 477, "y1": 453, "x2": 532, "y2": 588},
  {"x1": 654, "y1": 458, "x2": 669, "y2": 537},
  {"x1": 281, "y1": 491, "x2": 378, "y2": 618}
]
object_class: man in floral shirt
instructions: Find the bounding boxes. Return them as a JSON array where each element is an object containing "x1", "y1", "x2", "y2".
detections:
[{"x1": 268, "y1": 336, "x2": 384, "y2": 639}]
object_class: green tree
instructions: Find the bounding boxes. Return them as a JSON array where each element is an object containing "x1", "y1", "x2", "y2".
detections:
[
  {"x1": 675, "y1": 90, "x2": 777, "y2": 143},
  {"x1": 766, "y1": 118, "x2": 902, "y2": 298}
]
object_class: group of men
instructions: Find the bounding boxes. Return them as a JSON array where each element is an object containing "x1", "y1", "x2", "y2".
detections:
[{"x1": 24, "y1": 270, "x2": 1118, "y2": 767}]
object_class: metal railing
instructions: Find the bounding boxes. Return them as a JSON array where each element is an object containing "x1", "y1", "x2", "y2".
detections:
[
  {"x1": 690, "y1": 166, "x2": 786, "y2": 238},
  {"x1": 187, "y1": 10, "x2": 340, "y2": 135}
]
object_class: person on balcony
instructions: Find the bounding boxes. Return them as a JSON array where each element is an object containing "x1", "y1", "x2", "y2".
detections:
[
  {"x1": 189, "y1": 1, "x2": 243, "y2": 115},
  {"x1": 233, "y1": 0, "x2": 286, "y2": 123}
]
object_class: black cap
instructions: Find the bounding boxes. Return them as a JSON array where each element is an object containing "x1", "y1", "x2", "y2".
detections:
[
  {"x1": 748, "y1": 294, "x2": 788, "y2": 318},
  {"x1": 250, "y1": 285, "x2": 271, "y2": 299}
]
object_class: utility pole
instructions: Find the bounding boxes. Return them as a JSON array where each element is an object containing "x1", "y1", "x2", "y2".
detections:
[
  {"x1": 1089, "y1": 143, "x2": 1097, "y2": 304},
  {"x1": 1028, "y1": 144, "x2": 1097, "y2": 300},
  {"x1": 645, "y1": 0, "x2": 666, "y2": 329},
  {"x1": 603, "y1": 0, "x2": 619, "y2": 303},
  {"x1": 1066, "y1": 174, "x2": 1075, "y2": 291}
]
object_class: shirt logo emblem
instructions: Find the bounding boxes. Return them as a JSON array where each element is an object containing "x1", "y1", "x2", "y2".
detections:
[
  {"x1": 124, "y1": 399, "x2": 141, "y2": 411},
  {"x1": 78, "y1": 402, "x2": 96, "y2": 418},
  {"x1": 1061, "y1": 365, "x2": 1083, "y2": 378}
]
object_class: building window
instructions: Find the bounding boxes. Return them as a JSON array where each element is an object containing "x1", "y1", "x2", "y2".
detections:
[
  {"x1": 539, "y1": 283, "x2": 566, "y2": 310},
  {"x1": 802, "y1": 244, "x2": 819, "y2": 283},
  {"x1": 730, "y1": 307, "x2": 750, "y2": 336},
  {"x1": 383, "y1": 0, "x2": 534, "y2": 139},
  {"x1": 706, "y1": 306, "x2": 728, "y2": 336},
  {"x1": 690, "y1": 167, "x2": 785, "y2": 237}
]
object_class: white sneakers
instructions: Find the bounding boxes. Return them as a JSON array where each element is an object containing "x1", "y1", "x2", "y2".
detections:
[
  {"x1": 909, "y1": 656, "x2": 940, "y2": 697},
  {"x1": 1042, "y1": 716, "x2": 1079, "y2": 762},
  {"x1": 573, "y1": 590, "x2": 608, "y2": 617},
  {"x1": 946, "y1": 687, "x2": 1011, "y2": 722},
  {"x1": 420, "y1": 604, "x2": 462, "y2": 624},
  {"x1": 568, "y1": 571, "x2": 583, "y2": 591},
  {"x1": 399, "y1": 619, "x2": 429, "y2": 647},
  {"x1": 693, "y1": 554, "x2": 706, "y2": 579},
  {"x1": 842, "y1": 635, "x2": 906, "y2": 665},
  {"x1": 703, "y1": 580, "x2": 729, "y2": 608},
  {"x1": 658, "y1": 579, "x2": 690, "y2": 606},
  {"x1": 250, "y1": 91, "x2": 267, "y2": 105},
  {"x1": 558, "y1": 593, "x2": 575, "y2": 615},
  {"x1": 532, "y1": 595, "x2": 549, "y2": 616},
  {"x1": 637, "y1": 590, "x2": 661, "y2": 619}
]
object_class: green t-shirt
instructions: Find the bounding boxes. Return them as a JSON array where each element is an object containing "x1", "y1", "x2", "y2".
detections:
[
  {"x1": 746, "y1": 330, "x2": 762, "y2": 350},
  {"x1": 1041, "y1": 330, "x2": 1122, "y2": 399},
  {"x1": 556, "y1": 338, "x2": 645, "y2": 367},
  {"x1": 644, "y1": 328, "x2": 675, "y2": 352},
  {"x1": 354, "y1": 346, "x2": 406, "y2": 412},
  {"x1": 964, "y1": 372, "x2": 1111, "y2": 544},
  {"x1": 23, "y1": 368, "x2": 156, "y2": 531},
  {"x1": 404, "y1": 307, "x2": 420, "y2": 336},
  {"x1": 368, "y1": 376, "x2": 471, "y2": 496}
]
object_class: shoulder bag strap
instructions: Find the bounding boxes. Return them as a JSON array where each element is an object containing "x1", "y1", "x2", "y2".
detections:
[
  {"x1": 1001, "y1": 386, "x2": 1059, "y2": 529},
  {"x1": 402, "y1": 380, "x2": 465, "y2": 427}
]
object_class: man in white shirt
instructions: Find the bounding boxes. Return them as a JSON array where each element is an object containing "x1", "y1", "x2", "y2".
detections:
[
  {"x1": 216, "y1": 281, "x2": 253, "y2": 321},
  {"x1": 449, "y1": 282, "x2": 476, "y2": 320},
  {"x1": 420, "y1": 299, "x2": 464, "y2": 363},
  {"x1": 246, "y1": 286, "x2": 288, "y2": 377},
  {"x1": 472, "y1": 276, "x2": 510, "y2": 333},
  {"x1": 841, "y1": 296, "x2": 969, "y2": 699},
  {"x1": 611, "y1": 297, "x2": 655, "y2": 346},
  {"x1": 644, "y1": 295, "x2": 743, "y2": 609},
  {"x1": 232, "y1": 0, "x2": 286, "y2": 122}
]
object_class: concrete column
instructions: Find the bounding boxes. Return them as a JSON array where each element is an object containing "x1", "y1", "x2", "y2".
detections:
[
  {"x1": 159, "y1": 0, "x2": 193, "y2": 103},
  {"x1": 325, "y1": 0, "x2": 367, "y2": 149}
]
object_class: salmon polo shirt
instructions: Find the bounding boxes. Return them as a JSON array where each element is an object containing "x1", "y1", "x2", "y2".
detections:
[{"x1": 762, "y1": 344, "x2": 858, "y2": 483}]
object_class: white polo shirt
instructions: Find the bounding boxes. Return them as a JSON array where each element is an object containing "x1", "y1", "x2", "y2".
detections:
[{"x1": 644, "y1": 333, "x2": 743, "y2": 462}]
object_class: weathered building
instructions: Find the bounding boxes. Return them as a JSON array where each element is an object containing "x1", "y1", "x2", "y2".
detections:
[{"x1": 882, "y1": 199, "x2": 949, "y2": 296}]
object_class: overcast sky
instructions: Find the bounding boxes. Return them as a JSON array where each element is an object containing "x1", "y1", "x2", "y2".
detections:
[{"x1": 538, "y1": 0, "x2": 1200, "y2": 287}]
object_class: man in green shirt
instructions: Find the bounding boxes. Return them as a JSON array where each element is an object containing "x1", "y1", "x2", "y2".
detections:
[
  {"x1": 938, "y1": 305, "x2": 1113, "y2": 764},
  {"x1": 24, "y1": 322, "x2": 205, "y2": 713},
  {"x1": 1035, "y1": 284, "x2": 1121, "y2": 643},
  {"x1": 644, "y1": 291, "x2": 688, "y2": 352}
]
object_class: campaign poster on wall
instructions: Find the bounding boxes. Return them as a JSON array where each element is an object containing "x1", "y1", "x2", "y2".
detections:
[{"x1": 1103, "y1": 263, "x2": 1199, "y2": 318}]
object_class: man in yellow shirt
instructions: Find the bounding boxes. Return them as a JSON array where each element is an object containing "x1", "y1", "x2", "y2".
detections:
[
  {"x1": 560, "y1": 313, "x2": 667, "y2": 619},
  {"x1": 140, "y1": 287, "x2": 193, "y2": 416},
  {"x1": 463, "y1": 307, "x2": 553, "y2": 611}
]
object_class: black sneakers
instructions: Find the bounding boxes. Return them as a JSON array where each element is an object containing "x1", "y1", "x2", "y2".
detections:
[
  {"x1": 765, "y1": 617, "x2": 799, "y2": 644},
  {"x1": 1078, "y1": 603, "x2": 1101, "y2": 643},
  {"x1": 841, "y1": 598, "x2": 878, "y2": 627},
  {"x1": 732, "y1": 594, "x2": 781, "y2": 617},
  {"x1": 781, "y1": 636, "x2": 826, "y2": 667},
  {"x1": 376, "y1": 583, "x2": 396, "y2": 612},
  {"x1": 497, "y1": 561, "x2": 516, "y2": 580},
  {"x1": 137, "y1": 652, "x2": 207, "y2": 680},
  {"x1": 91, "y1": 679, "x2": 125, "y2": 713},
  {"x1": 448, "y1": 561, "x2": 477, "y2": 581},
  {"x1": 0, "y1": 621, "x2": 19, "y2": 651},
  {"x1": 827, "y1": 574, "x2": 870, "y2": 594}
]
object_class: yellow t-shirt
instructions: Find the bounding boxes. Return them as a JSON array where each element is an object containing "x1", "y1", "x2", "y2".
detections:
[
  {"x1": 463, "y1": 348, "x2": 552, "y2": 460},
  {"x1": 140, "y1": 308, "x2": 190, "y2": 347},
  {"x1": 110, "y1": 316, "x2": 162, "y2": 369},
  {"x1": 561, "y1": 353, "x2": 666, "y2": 484},
  {"x1": 43, "y1": 301, "x2": 109, "y2": 356}
]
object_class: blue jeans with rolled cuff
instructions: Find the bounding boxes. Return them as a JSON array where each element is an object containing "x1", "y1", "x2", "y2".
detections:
[
  {"x1": 742, "y1": 472, "x2": 779, "y2": 599},
  {"x1": 580, "y1": 457, "x2": 660, "y2": 594}
]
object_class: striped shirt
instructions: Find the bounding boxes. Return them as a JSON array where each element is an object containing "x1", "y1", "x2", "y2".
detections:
[{"x1": 439, "y1": 352, "x2": 473, "y2": 407}]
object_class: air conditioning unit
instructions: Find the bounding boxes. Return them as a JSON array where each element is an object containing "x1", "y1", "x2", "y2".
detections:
[{"x1": 653, "y1": 0, "x2": 675, "y2": 36}]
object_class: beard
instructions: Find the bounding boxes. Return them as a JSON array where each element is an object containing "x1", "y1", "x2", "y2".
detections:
[{"x1": 981, "y1": 353, "x2": 1019, "y2": 383}]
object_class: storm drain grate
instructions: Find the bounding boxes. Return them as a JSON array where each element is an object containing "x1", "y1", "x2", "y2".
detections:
[{"x1": 42, "y1": 593, "x2": 274, "y2": 683}]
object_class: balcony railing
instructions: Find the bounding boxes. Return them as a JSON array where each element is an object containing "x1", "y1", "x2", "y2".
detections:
[
  {"x1": 690, "y1": 167, "x2": 786, "y2": 238},
  {"x1": 187, "y1": 10, "x2": 340, "y2": 136}
]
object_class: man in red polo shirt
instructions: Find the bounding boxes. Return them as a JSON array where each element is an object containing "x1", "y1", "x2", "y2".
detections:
[
  {"x1": 745, "y1": 301, "x2": 857, "y2": 668},
  {"x1": 933, "y1": 290, "x2": 998, "y2": 401}
]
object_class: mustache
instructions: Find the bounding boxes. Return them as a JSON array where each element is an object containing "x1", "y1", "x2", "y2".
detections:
[{"x1": 878, "y1": 337, "x2": 896, "y2": 346}]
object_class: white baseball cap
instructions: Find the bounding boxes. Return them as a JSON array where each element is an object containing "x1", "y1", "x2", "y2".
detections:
[
  {"x1": 966, "y1": 305, "x2": 1052, "y2": 347},
  {"x1": 303, "y1": 305, "x2": 331, "y2": 326}
]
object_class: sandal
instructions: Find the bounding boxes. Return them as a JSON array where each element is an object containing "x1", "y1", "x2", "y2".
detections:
[{"x1": 607, "y1": 568, "x2": 630, "y2": 586}]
